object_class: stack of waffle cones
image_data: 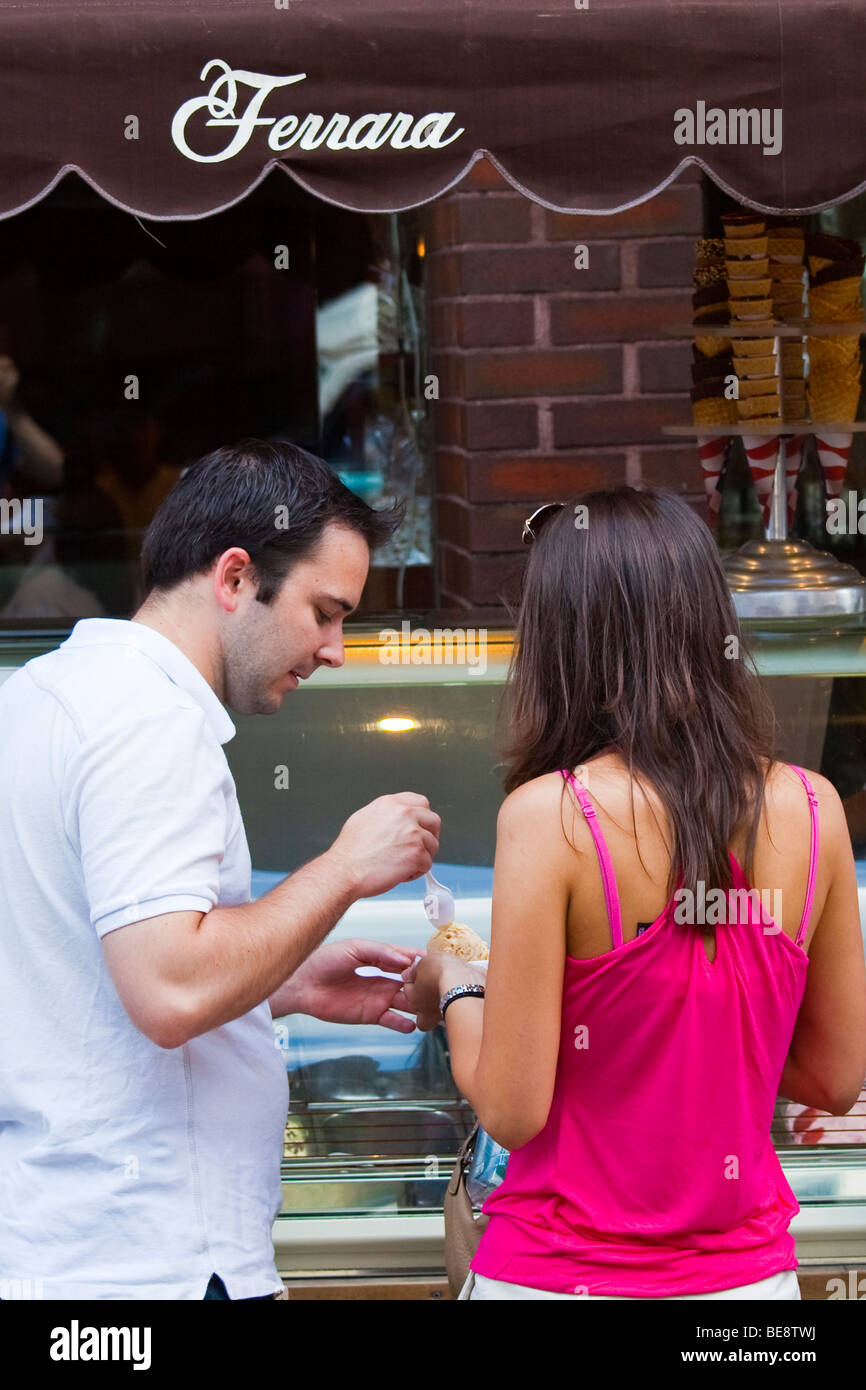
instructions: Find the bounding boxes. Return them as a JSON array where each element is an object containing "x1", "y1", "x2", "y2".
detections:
[
  {"x1": 720, "y1": 211, "x2": 783, "y2": 530},
  {"x1": 691, "y1": 239, "x2": 735, "y2": 525},
  {"x1": 723, "y1": 212, "x2": 773, "y2": 327},
  {"x1": 767, "y1": 218, "x2": 807, "y2": 324},
  {"x1": 766, "y1": 218, "x2": 808, "y2": 440},
  {"x1": 805, "y1": 232, "x2": 864, "y2": 500}
]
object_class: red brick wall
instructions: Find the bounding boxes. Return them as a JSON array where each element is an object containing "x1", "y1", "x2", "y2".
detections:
[{"x1": 423, "y1": 159, "x2": 706, "y2": 610}]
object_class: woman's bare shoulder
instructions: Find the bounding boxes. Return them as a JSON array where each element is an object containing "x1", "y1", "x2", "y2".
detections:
[
  {"x1": 762, "y1": 760, "x2": 848, "y2": 851},
  {"x1": 497, "y1": 769, "x2": 572, "y2": 818}
]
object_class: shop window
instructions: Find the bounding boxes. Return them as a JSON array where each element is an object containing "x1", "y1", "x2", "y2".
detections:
[{"x1": 0, "y1": 172, "x2": 432, "y2": 627}]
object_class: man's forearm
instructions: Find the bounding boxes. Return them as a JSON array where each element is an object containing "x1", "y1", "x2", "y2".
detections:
[
  {"x1": 268, "y1": 974, "x2": 303, "y2": 1019},
  {"x1": 174, "y1": 848, "x2": 358, "y2": 1041},
  {"x1": 5, "y1": 409, "x2": 64, "y2": 489}
]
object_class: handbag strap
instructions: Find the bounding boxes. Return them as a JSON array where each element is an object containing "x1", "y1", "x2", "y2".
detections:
[{"x1": 447, "y1": 1119, "x2": 480, "y2": 1196}]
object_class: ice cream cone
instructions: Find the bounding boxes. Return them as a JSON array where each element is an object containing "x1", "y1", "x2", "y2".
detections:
[
  {"x1": 742, "y1": 434, "x2": 781, "y2": 530},
  {"x1": 813, "y1": 431, "x2": 854, "y2": 500},
  {"x1": 427, "y1": 922, "x2": 489, "y2": 961}
]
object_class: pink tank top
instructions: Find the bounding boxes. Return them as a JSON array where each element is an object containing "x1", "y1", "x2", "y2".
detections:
[{"x1": 471, "y1": 764, "x2": 817, "y2": 1297}]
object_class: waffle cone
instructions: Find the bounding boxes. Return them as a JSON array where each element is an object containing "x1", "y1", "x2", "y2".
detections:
[
  {"x1": 809, "y1": 364, "x2": 861, "y2": 392},
  {"x1": 732, "y1": 336, "x2": 776, "y2": 356},
  {"x1": 782, "y1": 378, "x2": 807, "y2": 399},
  {"x1": 694, "y1": 336, "x2": 732, "y2": 357},
  {"x1": 729, "y1": 277, "x2": 772, "y2": 298},
  {"x1": 733, "y1": 355, "x2": 777, "y2": 377},
  {"x1": 730, "y1": 298, "x2": 773, "y2": 320},
  {"x1": 724, "y1": 236, "x2": 768, "y2": 259},
  {"x1": 781, "y1": 351, "x2": 805, "y2": 378},
  {"x1": 808, "y1": 290, "x2": 861, "y2": 323},
  {"x1": 725, "y1": 258, "x2": 769, "y2": 280},
  {"x1": 771, "y1": 263, "x2": 806, "y2": 284},
  {"x1": 808, "y1": 379, "x2": 862, "y2": 423},
  {"x1": 738, "y1": 377, "x2": 780, "y2": 399},
  {"x1": 812, "y1": 276, "x2": 863, "y2": 308},
  {"x1": 766, "y1": 237, "x2": 804, "y2": 263},
  {"x1": 722, "y1": 214, "x2": 765, "y2": 238},
  {"x1": 693, "y1": 397, "x2": 738, "y2": 427},
  {"x1": 807, "y1": 335, "x2": 860, "y2": 366},
  {"x1": 737, "y1": 394, "x2": 781, "y2": 419}
]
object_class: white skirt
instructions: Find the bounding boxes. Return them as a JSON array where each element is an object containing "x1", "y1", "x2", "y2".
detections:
[{"x1": 458, "y1": 1268, "x2": 801, "y2": 1300}]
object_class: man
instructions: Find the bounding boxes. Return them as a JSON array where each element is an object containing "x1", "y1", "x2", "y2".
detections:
[{"x1": 0, "y1": 439, "x2": 440, "y2": 1300}]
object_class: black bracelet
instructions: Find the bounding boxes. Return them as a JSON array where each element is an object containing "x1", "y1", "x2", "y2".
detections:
[{"x1": 440, "y1": 984, "x2": 486, "y2": 1020}]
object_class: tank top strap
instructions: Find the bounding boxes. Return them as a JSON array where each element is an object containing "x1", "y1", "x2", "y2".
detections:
[
  {"x1": 788, "y1": 765, "x2": 820, "y2": 948},
  {"x1": 560, "y1": 768, "x2": 623, "y2": 949}
]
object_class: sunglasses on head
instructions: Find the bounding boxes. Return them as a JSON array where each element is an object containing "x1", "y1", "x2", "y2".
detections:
[{"x1": 521, "y1": 501, "x2": 566, "y2": 544}]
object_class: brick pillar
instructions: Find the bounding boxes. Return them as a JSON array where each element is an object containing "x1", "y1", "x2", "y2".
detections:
[{"x1": 423, "y1": 160, "x2": 705, "y2": 611}]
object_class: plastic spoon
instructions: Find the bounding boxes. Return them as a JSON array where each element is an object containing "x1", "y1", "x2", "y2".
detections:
[{"x1": 424, "y1": 869, "x2": 455, "y2": 929}]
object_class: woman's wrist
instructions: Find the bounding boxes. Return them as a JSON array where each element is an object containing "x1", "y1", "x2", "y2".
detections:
[{"x1": 436, "y1": 959, "x2": 485, "y2": 994}]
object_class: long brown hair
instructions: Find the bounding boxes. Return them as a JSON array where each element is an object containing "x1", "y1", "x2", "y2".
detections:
[{"x1": 498, "y1": 487, "x2": 778, "y2": 901}]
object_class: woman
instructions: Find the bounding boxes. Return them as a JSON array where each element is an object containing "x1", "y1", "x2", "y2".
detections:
[{"x1": 402, "y1": 487, "x2": 866, "y2": 1301}]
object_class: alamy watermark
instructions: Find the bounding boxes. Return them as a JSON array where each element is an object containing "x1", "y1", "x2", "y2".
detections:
[
  {"x1": 826, "y1": 492, "x2": 866, "y2": 534},
  {"x1": 379, "y1": 621, "x2": 487, "y2": 676},
  {"x1": 674, "y1": 881, "x2": 782, "y2": 932},
  {"x1": 0, "y1": 1275, "x2": 44, "y2": 1299},
  {"x1": 0, "y1": 497, "x2": 43, "y2": 545},
  {"x1": 674, "y1": 102, "x2": 782, "y2": 157},
  {"x1": 50, "y1": 1321, "x2": 151, "y2": 1370}
]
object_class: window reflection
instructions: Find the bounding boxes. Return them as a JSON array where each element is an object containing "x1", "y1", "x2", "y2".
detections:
[{"x1": 0, "y1": 172, "x2": 432, "y2": 624}]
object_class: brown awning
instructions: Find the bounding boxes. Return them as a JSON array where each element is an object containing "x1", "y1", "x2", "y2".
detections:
[{"x1": 1, "y1": 0, "x2": 865, "y2": 221}]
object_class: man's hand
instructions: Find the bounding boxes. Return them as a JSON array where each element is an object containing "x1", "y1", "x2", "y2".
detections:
[
  {"x1": 328, "y1": 793, "x2": 441, "y2": 899},
  {"x1": 272, "y1": 939, "x2": 425, "y2": 1032}
]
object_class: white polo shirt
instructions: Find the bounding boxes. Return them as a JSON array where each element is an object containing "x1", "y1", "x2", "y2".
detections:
[{"x1": 0, "y1": 618, "x2": 289, "y2": 1299}]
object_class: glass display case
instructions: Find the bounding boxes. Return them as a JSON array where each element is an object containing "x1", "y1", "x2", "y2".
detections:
[{"x1": 1, "y1": 620, "x2": 864, "y2": 1290}]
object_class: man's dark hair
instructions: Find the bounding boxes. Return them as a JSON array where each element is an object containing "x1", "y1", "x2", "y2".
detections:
[{"x1": 140, "y1": 438, "x2": 403, "y2": 602}]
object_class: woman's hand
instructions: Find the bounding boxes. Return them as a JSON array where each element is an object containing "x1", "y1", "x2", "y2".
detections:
[{"x1": 401, "y1": 949, "x2": 488, "y2": 1031}]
